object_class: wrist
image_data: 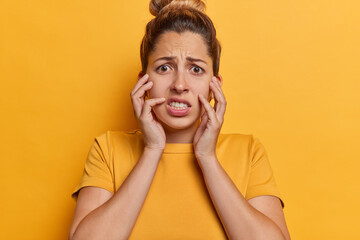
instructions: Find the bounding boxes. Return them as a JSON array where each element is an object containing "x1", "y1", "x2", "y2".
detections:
[
  {"x1": 144, "y1": 141, "x2": 165, "y2": 151},
  {"x1": 195, "y1": 151, "x2": 216, "y2": 162},
  {"x1": 196, "y1": 154, "x2": 218, "y2": 172},
  {"x1": 141, "y1": 147, "x2": 164, "y2": 165},
  {"x1": 144, "y1": 146, "x2": 164, "y2": 155}
]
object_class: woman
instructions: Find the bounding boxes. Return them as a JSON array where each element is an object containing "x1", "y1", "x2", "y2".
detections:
[{"x1": 69, "y1": 0, "x2": 290, "y2": 239}]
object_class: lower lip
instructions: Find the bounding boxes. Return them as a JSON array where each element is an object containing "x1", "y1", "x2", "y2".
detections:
[{"x1": 166, "y1": 105, "x2": 191, "y2": 117}]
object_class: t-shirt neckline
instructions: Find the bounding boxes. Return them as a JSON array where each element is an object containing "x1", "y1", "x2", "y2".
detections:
[{"x1": 163, "y1": 143, "x2": 194, "y2": 154}]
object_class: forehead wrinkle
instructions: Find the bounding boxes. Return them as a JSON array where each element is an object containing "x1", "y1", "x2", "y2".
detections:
[
  {"x1": 149, "y1": 31, "x2": 211, "y2": 65},
  {"x1": 153, "y1": 50, "x2": 201, "y2": 64}
]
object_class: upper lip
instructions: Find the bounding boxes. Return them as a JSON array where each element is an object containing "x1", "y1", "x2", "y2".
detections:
[{"x1": 167, "y1": 97, "x2": 192, "y2": 107}]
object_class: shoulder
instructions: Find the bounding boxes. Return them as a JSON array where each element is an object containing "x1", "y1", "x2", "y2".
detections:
[
  {"x1": 216, "y1": 133, "x2": 255, "y2": 168},
  {"x1": 217, "y1": 133, "x2": 269, "y2": 168},
  {"x1": 218, "y1": 133, "x2": 265, "y2": 151},
  {"x1": 94, "y1": 129, "x2": 143, "y2": 148},
  {"x1": 217, "y1": 133, "x2": 256, "y2": 153},
  {"x1": 218, "y1": 133, "x2": 253, "y2": 143},
  {"x1": 92, "y1": 130, "x2": 144, "y2": 162}
]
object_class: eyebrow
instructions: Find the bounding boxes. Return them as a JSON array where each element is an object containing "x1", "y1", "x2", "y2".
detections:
[{"x1": 153, "y1": 56, "x2": 208, "y2": 65}]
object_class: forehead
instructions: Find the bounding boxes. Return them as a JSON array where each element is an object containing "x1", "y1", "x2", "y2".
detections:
[{"x1": 149, "y1": 31, "x2": 212, "y2": 62}]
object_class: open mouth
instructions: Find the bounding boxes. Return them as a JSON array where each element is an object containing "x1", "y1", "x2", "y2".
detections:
[
  {"x1": 169, "y1": 101, "x2": 189, "y2": 110},
  {"x1": 166, "y1": 98, "x2": 192, "y2": 116}
]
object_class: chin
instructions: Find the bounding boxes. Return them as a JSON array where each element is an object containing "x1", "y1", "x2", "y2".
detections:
[
  {"x1": 154, "y1": 108, "x2": 200, "y2": 132},
  {"x1": 163, "y1": 119, "x2": 197, "y2": 131}
]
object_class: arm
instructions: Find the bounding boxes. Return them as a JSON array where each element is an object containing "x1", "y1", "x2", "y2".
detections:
[
  {"x1": 194, "y1": 76, "x2": 290, "y2": 239},
  {"x1": 69, "y1": 74, "x2": 167, "y2": 240},
  {"x1": 69, "y1": 148, "x2": 163, "y2": 240},
  {"x1": 198, "y1": 157, "x2": 290, "y2": 240}
]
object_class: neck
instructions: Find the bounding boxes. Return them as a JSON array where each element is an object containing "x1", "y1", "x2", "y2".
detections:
[{"x1": 163, "y1": 122, "x2": 199, "y2": 143}]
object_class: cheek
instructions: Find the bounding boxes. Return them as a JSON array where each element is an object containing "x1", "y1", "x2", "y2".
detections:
[
  {"x1": 147, "y1": 75, "x2": 170, "y2": 98},
  {"x1": 195, "y1": 83, "x2": 211, "y2": 98},
  {"x1": 148, "y1": 81, "x2": 162, "y2": 98}
]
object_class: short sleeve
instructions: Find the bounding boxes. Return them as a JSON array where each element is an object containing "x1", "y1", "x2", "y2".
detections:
[
  {"x1": 71, "y1": 134, "x2": 114, "y2": 200},
  {"x1": 245, "y1": 136, "x2": 284, "y2": 208}
]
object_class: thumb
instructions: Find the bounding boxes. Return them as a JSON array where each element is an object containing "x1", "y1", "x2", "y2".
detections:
[{"x1": 141, "y1": 97, "x2": 166, "y2": 116}]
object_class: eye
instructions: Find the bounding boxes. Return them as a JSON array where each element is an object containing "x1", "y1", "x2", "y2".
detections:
[
  {"x1": 156, "y1": 65, "x2": 171, "y2": 73},
  {"x1": 191, "y1": 66, "x2": 204, "y2": 74}
]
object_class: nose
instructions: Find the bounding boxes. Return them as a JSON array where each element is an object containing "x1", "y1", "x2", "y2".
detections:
[{"x1": 171, "y1": 71, "x2": 189, "y2": 94}]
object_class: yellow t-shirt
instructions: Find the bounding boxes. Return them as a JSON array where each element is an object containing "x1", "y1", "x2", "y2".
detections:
[{"x1": 72, "y1": 130, "x2": 283, "y2": 239}]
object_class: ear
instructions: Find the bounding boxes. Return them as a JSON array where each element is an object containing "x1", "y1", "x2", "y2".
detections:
[
  {"x1": 215, "y1": 74, "x2": 223, "y2": 87},
  {"x1": 208, "y1": 74, "x2": 223, "y2": 101},
  {"x1": 138, "y1": 71, "x2": 144, "y2": 80}
]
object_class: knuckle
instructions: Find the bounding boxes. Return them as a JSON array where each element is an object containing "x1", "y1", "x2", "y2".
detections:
[
  {"x1": 138, "y1": 115, "x2": 146, "y2": 123},
  {"x1": 145, "y1": 99, "x2": 155, "y2": 106},
  {"x1": 219, "y1": 98, "x2": 226, "y2": 105},
  {"x1": 143, "y1": 99, "x2": 150, "y2": 106}
]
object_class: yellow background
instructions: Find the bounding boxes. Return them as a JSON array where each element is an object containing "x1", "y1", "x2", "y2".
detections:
[{"x1": 1, "y1": 0, "x2": 359, "y2": 239}]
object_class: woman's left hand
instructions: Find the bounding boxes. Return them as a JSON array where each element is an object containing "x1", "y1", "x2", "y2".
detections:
[{"x1": 193, "y1": 76, "x2": 226, "y2": 163}]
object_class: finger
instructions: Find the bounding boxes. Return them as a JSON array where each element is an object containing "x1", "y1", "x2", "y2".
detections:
[
  {"x1": 131, "y1": 74, "x2": 149, "y2": 96},
  {"x1": 132, "y1": 81, "x2": 154, "y2": 118},
  {"x1": 211, "y1": 76, "x2": 225, "y2": 97},
  {"x1": 132, "y1": 81, "x2": 153, "y2": 100},
  {"x1": 210, "y1": 78, "x2": 226, "y2": 121},
  {"x1": 198, "y1": 94, "x2": 218, "y2": 125},
  {"x1": 210, "y1": 81, "x2": 225, "y2": 112},
  {"x1": 199, "y1": 111, "x2": 208, "y2": 130},
  {"x1": 194, "y1": 111, "x2": 208, "y2": 143},
  {"x1": 141, "y1": 97, "x2": 166, "y2": 116},
  {"x1": 200, "y1": 109, "x2": 207, "y2": 120},
  {"x1": 214, "y1": 75, "x2": 224, "y2": 88},
  {"x1": 212, "y1": 76, "x2": 222, "y2": 90}
]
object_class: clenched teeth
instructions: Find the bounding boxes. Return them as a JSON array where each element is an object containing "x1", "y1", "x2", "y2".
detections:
[{"x1": 169, "y1": 102, "x2": 189, "y2": 109}]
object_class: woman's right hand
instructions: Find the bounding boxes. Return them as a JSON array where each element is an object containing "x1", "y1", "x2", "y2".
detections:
[{"x1": 130, "y1": 74, "x2": 166, "y2": 151}]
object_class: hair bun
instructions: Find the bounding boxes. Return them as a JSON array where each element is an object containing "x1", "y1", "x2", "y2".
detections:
[{"x1": 149, "y1": 0, "x2": 206, "y2": 16}]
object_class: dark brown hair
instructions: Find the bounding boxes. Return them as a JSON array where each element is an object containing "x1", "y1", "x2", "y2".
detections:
[{"x1": 140, "y1": 0, "x2": 221, "y2": 75}]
